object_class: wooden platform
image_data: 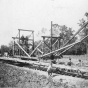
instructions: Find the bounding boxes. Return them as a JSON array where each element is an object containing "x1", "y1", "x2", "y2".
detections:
[{"x1": 0, "y1": 57, "x2": 88, "y2": 72}]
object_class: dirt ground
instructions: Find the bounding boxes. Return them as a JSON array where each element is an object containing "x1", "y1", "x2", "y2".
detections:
[{"x1": 0, "y1": 55, "x2": 88, "y2": 88}]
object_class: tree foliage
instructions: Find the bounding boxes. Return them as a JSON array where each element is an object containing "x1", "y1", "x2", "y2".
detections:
[
  {"x1": 0, "y1": 45, "x2": 10, "y2": 56},
  {"x1": 35, "y1": 24, "x2": 77, "y2": 55},
  {"x1": 78, "y1": 12, "x2": 88, "y2": 54},
  {"x1": 52, "y1": 24, "x2": 76, "y2": 45}
]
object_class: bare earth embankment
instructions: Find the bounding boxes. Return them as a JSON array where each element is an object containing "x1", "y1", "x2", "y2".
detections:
[{"x1": 0, "y1": 55, "x2": 88, "y2": 88}]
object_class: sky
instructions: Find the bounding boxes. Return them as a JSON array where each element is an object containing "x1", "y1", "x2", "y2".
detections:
[{"x1": 0, "y1": 0, "x2": 88, "y2": 46}]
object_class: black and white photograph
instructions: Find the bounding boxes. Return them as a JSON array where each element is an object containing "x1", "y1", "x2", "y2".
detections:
[{"x1": 0, "y1": 0, "x2": 88, "y2": 88}]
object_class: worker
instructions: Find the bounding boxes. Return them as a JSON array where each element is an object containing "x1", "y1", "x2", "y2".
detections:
[
  {"x1": 79, "y1": 59, "x2": 82, "y2": 64},
  {"x1": 50, "y1": 54, "x2": 56, "y2": 64},
  {"x1": 47, "y1": 62, "x2": 53, "y2": 76},
  {"x1": 47, "y1": 54, "x2": 55, "y2": 76},
  {"x1": 50, "y1": 54, "x2": 54, "y2": 60},
  {"x1": 67, "y1": 57, "x2": 73, "y2": 66},
  {"x1": 77, "y1": 59, "x2": 82, "y2": 66}
]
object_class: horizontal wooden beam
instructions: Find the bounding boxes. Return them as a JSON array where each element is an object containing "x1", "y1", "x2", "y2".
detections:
[
  {"x1": 42, "y1": 36, "x2": 60, "y2": 39},
  {"x1": 14, "y1": 55, "x2": 38, "y2": 61},
  {"x1": 18, "y1": 29, "x2": 34, "y2": 32},
  {"x1": 12, "y1": 37, "x2": 33, "y2": 41}
]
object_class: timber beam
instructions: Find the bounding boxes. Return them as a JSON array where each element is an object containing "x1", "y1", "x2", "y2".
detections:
[
  {"x1": 42, "y1": 36, "x2": 60, "y2": 39},
  {"x1": 18, "y1": 29, "x2": 34, "y2": 32},
  {"x1": 12, "y1": 37, "x2": 33, "y2": 41}
]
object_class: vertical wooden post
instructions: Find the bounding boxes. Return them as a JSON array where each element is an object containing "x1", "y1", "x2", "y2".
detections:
[
  {"x1": 58, "y1": 38, "x2": 60, "y2": 49},
  {"x1": 51, "y1": 21, "x2": 52, "y2": 52},
  {"x1": 19, "y1": 29, "x2": 20, "y2": 56},
  {"x1": 43, "y1": 37, "x2": 45, "y2": 55},
  {"x1": 42, "y1": 38, "x2": 44, "y2": 55},
  {"x1": 32, "y1": 31, "x2": 34, "y2": 50},
  {"x1": 13, "y1": 39, "x2": 15, "y2": 56},
  {"x1": 32, "y1": 31, "x2": 34, "y2": 56},
  {"x1": 56, "y1": 38, "x2": 60, "y2": 55},
  {"x1": 50, "y1": 21, "x2": 53, "y2": 66}
]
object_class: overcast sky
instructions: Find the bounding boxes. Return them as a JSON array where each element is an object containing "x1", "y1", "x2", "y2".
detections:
[{"x1": 0, "y1": 0, "x2": 88, "y2": 46}]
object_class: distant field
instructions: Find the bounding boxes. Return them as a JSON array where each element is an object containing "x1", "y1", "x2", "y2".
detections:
[
  {"x1": 61, "y1": 55, "x2": 88, "y2": 65},
  {"x1": 41, "y1": 55, "x2": 88, "y2": 65},
  {"x1": 63, "y1": 55, "x2": 88, "y2": 60}
]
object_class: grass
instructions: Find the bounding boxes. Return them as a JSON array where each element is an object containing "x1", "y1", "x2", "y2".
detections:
[{"x1": 0, "y1": 55, "x2": 88, "y2": 88}]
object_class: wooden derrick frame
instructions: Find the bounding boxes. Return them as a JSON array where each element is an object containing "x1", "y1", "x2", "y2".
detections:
[
  {"x1": 30, "y1": 21, "x2": 63, "y2": 57},
  {"x1": 12, "y1": 29, "x2": 34, "y2": 56},
  {"x1": 42, "y1": 36, "x2": 61, "y2": 54},
  {"x1": 12, "y1": 21, "x2": 88, "y2": 60},
  {"x1": 41, "y1": 21, "x2": 62, "y2": 56}
]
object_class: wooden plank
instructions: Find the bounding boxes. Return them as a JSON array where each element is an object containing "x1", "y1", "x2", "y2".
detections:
[
  {"x1": 14, "y1": 55, "x2": 38, "y2": 61},
  {"x1": 30, "y1": 41, "x2": 43, "y2": 56},
  {"x1": 0, "y1": 57, "x2": 87, "y2": 72},
  {"x1": 37, "y1": 48, "x2": 43, "y2": 54},
  {"x1": 42, "y1": 36, "x2": 60, "y2": 38},
  {"x1": 12, "y1": 37, "x2": 33, "y2": 41},
  {"x1": 18, "y1": 29, "x2": 34, "y2": 32}
]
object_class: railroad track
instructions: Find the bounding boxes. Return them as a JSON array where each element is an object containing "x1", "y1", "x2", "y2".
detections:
[{"x1": 0, "y1": 57, "x2": 88, "y2": 80}]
